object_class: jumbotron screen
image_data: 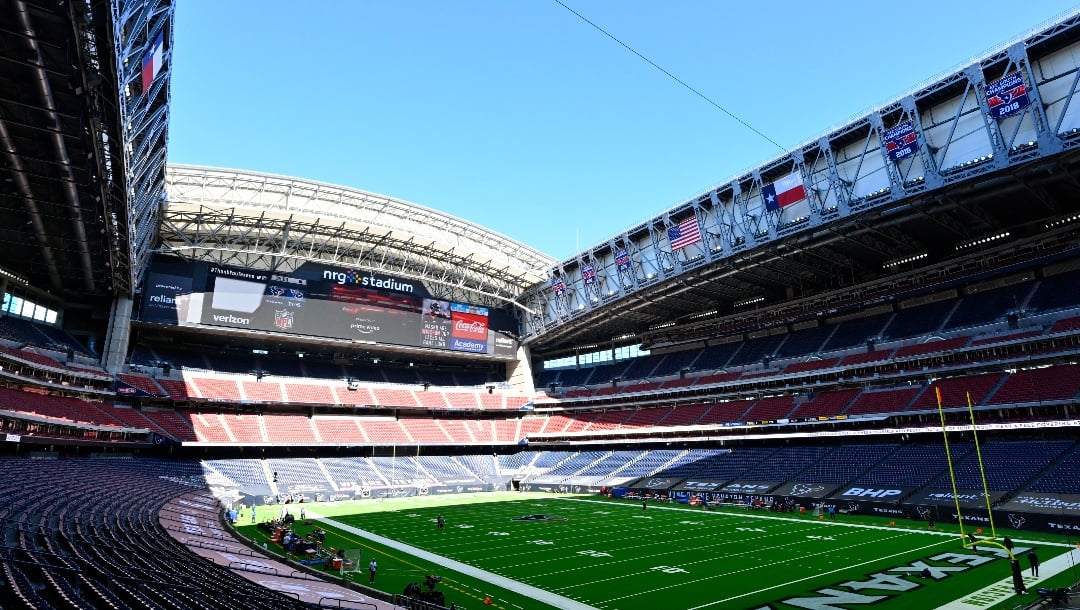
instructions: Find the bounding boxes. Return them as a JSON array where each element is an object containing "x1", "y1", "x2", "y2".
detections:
[{"x1": 139, "y1": 258, "x2": 518, "y2": 358}]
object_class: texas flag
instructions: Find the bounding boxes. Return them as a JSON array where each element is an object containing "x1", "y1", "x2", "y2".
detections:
[
  {"x1": 141, "y1": 31, "x2": 164, "y2": 92},
  {"x1": 762, "y1": 172, "x2": 807, "y2": 212}
]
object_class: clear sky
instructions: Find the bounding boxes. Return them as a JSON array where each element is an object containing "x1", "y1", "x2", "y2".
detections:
[{"x1": 168, "y1": 1, "x2": 1080, "y2": 263}]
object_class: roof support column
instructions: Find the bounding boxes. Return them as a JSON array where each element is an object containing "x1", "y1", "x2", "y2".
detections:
[{"x1": 101, "y1": 295, "x2": 133, "y2": 373}]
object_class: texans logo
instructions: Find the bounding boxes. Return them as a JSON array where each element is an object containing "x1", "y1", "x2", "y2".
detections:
[
  {"x1": 1008, "y1": 514, "x2": 1026, "y2": 529},
  {"x1": 791, "y1": 483, "x2": 825, "y2": 496},
  {"x1": 916, "y1": 506, "x2": 932, "y2": 519}
]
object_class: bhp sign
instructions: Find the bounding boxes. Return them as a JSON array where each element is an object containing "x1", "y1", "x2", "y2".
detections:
[{"x1": 452, "y1": 312, "x2": 488, "y2": 340}]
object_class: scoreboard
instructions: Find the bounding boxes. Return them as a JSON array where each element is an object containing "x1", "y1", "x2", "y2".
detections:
[{"x1": 139, "y1": 258, "x2": 518, "y2": 358}]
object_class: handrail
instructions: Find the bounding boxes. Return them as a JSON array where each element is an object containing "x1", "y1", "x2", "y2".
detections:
[{"x1": 317, "y1": 596, "x2": 379, "y2": 610}]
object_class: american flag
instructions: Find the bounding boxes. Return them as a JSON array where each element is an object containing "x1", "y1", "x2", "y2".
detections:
[{"x1": 668, "y1": 217, "x2": 702, "y2": 250}]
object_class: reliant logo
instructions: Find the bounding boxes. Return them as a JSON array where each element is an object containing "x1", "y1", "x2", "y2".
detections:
[
  {"x1": 323, "y1": 270, "x2": 414, "y2": 293},
  {"x1": 149, "y1": 295, "x2": 176, "y2": 305},
  {"x1": 212, "y1": 314, "x2": 251, "y2": 325},
  {"x1": 840, "y1": 488, "x2": 903, "y2": 498}
]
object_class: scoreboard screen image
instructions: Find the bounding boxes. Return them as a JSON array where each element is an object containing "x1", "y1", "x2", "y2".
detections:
[{"x1": 139, "y1": 259, "x2": 518, "y2": 358}]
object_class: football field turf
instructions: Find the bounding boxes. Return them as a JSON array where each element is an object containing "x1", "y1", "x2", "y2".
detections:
[{"x1": 250, "y1": 493, "x2": 1079, "y2": 610}]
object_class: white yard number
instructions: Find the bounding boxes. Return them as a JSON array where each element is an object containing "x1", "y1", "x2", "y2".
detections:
[
  {"x1": 488, "y1": 531, "x2": 509, "y2": 536},
  {"x1": 529, "y1": 539, "x2": 554, "y2": 545},
  {"x1": 577, "y1": 550, "x2": 611, "y2": 558},
  {"x1": 679, "y1": 520, "x2": 703, "y2": 525},
  {"x1": 455, "y1": 524, "x2": 474, "y2": 529},
  {"x1": 736, "y1": 527, "x2": 766, "y2": 533},
  {"x1": 650, "y1": 566, "x2": 688, "y2": 574},
  {"x1": 806, "y1": 535, "x2": 835, "y2": 541}
]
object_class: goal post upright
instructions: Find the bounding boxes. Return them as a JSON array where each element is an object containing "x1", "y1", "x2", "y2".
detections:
[
  {"x1": 965, "y1": 390, "x2": 999, "y2": 540},
  {"x1": 937, "y1": 387, "x2": 1015, "y2": 560},
  {"x1": 935, "y1": 387, "x2": 968, "y2": 545}
]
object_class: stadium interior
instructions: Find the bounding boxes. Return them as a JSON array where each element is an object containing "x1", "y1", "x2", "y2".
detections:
[{"x1": 0, "y1": 1, "x2": 1078, "y2": 609}]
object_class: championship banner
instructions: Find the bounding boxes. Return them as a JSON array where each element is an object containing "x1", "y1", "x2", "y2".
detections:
[
  {"x1": 551, "y1": 276, "x2": 566, "y2": 297},
  {"x1": 985, "y1": 72, "x2": 1031, "y2": 119},
  {"x1": 614, "y1": 250, "x2": 631, "y2": 272},
  {"x1": 581, "y1": 264, "x2": 596, "y2": 285},
  {"x1": 883, "y1": 121, "x2": 919, "y2": 161}
]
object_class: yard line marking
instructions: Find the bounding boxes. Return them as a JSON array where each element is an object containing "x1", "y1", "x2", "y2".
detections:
[{"x1": 310, "y1": 510, "x2": 602, "y2": 610}]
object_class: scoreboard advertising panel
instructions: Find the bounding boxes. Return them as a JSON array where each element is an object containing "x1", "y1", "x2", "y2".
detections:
[{"x1": 139, "y1": 259, "x2": 518, "y2": 358}]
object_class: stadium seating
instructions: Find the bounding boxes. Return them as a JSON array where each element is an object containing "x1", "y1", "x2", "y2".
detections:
[
  {"x1": 789, "y1": 388, "x2": 859, "y2": 419},
  {"x1": 943, "y1": 282, "x2": 1034, "y2": 330},
  {"x1": 0, "y1": 456, "x2": 314, "y2": 610},
  {"x1": 986, "y1": 363, "x2": 1080, "y2": 404},
  {"x1": 1026, "y1": 443, "x2": 1080, "y2": 494},
  {"x1": 843, "y1": 387, "x2": 919, "y2": 416},
  {"x1": 797, "y1": 443, "x2": 898, "y2": 485},
  {"x1": 905, "y1": 372, "x2": 1004, "y2": 412}
]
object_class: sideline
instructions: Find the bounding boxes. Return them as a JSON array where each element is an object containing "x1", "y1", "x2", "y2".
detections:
[
  {"x1": 309, "y1": 510, "x2": 602, "y2": 610},
  {"x1": 937, "y1": 549, "x2": 1080, "y2": 610}
]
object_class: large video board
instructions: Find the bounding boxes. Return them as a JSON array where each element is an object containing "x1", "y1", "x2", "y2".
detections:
[{"x1": 139, "y1": 259, "x2": 518, "y2": 358}]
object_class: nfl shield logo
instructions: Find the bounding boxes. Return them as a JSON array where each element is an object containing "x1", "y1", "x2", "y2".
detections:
[{"x1": 274, "y1": 309, "x2": 294, "y2": 330}]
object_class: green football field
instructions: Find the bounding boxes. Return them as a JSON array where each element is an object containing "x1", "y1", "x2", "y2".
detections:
[{"x1": 245, "y1": 493, "x2": 1080, "y2": 610}]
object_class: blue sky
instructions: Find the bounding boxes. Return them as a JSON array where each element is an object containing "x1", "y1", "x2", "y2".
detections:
[{"x1": 168, "y1": 1, "x2": 1079, "y2": 262}]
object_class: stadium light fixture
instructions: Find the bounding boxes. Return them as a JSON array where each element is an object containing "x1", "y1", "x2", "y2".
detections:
[
  {"x1": 882, "y1": 252, "x2": 928, "y2": 269},
  {"x1": 955, "y1": 231, "x2": 1010, "y2": 251},
  {"x1": 1045, "y1": 213, "x2": 1080, "y2": 229},
  {"x1": 734, "y1": 295, "x2": 765, "y2": 308}
]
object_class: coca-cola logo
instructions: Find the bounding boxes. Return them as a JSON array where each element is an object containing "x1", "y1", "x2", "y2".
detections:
[{"x1": 451, "y1": 311, "x2": 488, "y2": 340}]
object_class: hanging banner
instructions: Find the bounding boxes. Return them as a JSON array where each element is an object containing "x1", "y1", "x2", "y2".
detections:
[
  {"x1": 551, "y1": 276, "x2": 566, "y2": 297},
  {"x1": 985, "y1": 72, "x2": 1031, "y2": 119},
  {"x1": 884, "y1": 120, "x2": 919, "y2": 161},
  {"x1": 581, "y1": 264, "x2": 596, "y2": 285}
]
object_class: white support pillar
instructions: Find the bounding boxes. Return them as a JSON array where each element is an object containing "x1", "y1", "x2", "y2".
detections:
[
  {"x1": 101, "y1": 296, "x2": 133, "y2": 373},
  {"x1": 505, "y1": 343, "x2": 536, "y2": 394}
]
